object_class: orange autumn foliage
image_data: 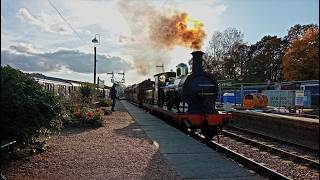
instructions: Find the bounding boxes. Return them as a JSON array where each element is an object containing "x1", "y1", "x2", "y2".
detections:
[{"x1": 282, "y1": 27, "x2": 319, "y2": 80}]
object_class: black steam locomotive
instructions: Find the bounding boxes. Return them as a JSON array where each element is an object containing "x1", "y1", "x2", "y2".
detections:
[{"x1": 125, "y1": 51, "x2": 231, "y2": 140}]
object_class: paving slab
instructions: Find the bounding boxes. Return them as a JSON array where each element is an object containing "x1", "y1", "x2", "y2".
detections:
[
  {"x1": 132, "y1": 120, "x2": 167, "y2": 126},
  {"x1": 163, "y1": 153, "x2": 257, "y2": 179},
  {"x1": 130, "y1": 116, "x2": 162, "y2": 121},
  {"x1": 122, "y1": 100, "x2": 262, "y2": 180},
  {"x1": 153, "y1": 139, "x2": 216, "y2": 154}
]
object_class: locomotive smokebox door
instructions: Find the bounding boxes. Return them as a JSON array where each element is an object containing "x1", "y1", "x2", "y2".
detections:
[{"x1": 181, "y1": 51, "x2": 219, "y2": 113}]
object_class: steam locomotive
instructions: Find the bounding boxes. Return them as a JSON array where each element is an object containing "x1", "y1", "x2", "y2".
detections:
[{"x1": 125, "y1": 51, "x2": 231, "y2": 140}]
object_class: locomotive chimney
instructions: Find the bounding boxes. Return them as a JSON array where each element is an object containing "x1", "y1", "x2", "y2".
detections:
[{"x1": 191, "y1": 51, "x2": 205, "y2": 74}]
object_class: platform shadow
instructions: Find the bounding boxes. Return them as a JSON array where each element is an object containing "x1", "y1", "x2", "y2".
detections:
[
  {"x1": 142, "y1": 149, "x2": 180, "y2": 180},
  {"x1": 58, "y1": 126, "x2": 98, "y2": 137},
  {"x1": 113, "y1": 122, "x2": 151, "y2": 142},
  {"x1": 114, "y1": 100, "x2": 128, "y2": 112},
  {"x1": 114, "y1": 122, "x2": 180, "y2": 179}
]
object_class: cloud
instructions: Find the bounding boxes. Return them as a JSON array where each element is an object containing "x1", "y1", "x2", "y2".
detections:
[
  {"x1": 1, "y1": 15, "x2": 4, "y2": 24},
  {"x1": 17, "y1": 8, "x2": 41, "y2": 25},
  {"x1": 9, "y1": 42, "x2": 43, "y2": 54},
  {"x1": 16, "y1": 7, "x2": 72, "y2": 35},
  {"x1": 1, "y1": 43, "x2": 131, "y2": 74}
]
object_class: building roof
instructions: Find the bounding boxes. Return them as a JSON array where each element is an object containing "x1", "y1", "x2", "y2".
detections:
[{"x1": 30, "y1": 73, "x2": 86, "y2": 86}]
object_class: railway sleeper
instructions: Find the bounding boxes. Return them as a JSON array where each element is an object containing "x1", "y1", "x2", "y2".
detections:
[{"x1": 222, "y1": 130, "x2": 319, "y2": 170}]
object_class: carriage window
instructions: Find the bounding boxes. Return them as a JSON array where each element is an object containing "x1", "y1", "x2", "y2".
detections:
[{"x1": 177, "y1": 68, "x2": 181, "y2": 76}]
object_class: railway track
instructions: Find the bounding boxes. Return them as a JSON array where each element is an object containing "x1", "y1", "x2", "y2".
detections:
[
  {"x1": 185, "y1": 126, "x2": 318, "y2": 179},
  {"x1": 227, "y1": 126, "x2": 319, "y2": 154},
  {"x1": 190, "y1": 132, "x2": 291, "y2": 180},
  {"x1": 132, "y1": 103, "x2": 319, "y2": 179},
  {"x1": 222, "y1": 128, "x2": 319, "y2": 170},
  {"x1": 209, "y1": 129, "x2": 319, "y2": 179}
]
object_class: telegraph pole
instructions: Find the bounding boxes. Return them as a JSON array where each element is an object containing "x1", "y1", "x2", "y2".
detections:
[
  {"x1": 107, "y1": 72, "x2": 125, "y2": 84},
  {"x1": 156, "y1": 64, "x2": 165, "y2": 73},
  {"x1": 107, "y1": 72, "x2": 115, "y2": 83},
  {"x1": 92, "y1": 34, "x2": 100, "y2": 85}
]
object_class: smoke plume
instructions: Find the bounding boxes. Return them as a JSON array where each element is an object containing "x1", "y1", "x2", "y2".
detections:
[{"x1": 118, "y1": 0, "x2": 206, "y2": 75}]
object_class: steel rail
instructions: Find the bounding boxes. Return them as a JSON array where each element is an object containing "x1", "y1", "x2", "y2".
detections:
[
  {"x1": 227, "y1": 126, "x2": 319, "y2": 154},
  {"x1": 222, "y1": 130, "x2": 319, "y2": 170},
  {"x1": 207, "y1": 140, "x2": 291, "y2": 180},
  {"x1": 189, "y1": 132, "x2": 291, "y2": 180}
]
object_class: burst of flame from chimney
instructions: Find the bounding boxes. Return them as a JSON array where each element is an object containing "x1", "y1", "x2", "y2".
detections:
[{"x1": 150, "y1": 12, "x2": 206, "y2": 50}]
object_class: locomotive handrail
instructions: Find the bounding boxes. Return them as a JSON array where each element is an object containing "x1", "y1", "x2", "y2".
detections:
[
  {"x1": 1, "y1": 141, "x2": 16, "y2": 149},
  {"x1": 198, "y1": 93, "x2": 216, "y2": 96},
  {"x1": 198, "y1": 84, "x2": 216, "y2": 87}
]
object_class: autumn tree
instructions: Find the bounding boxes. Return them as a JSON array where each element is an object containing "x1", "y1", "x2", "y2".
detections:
[
  {"x1": 284, "y1": 24, "x2": 318, "y2": 45},
  {"x1": 205, "y1": 24, "x2": 319, "y2": 82},
  {"x1": 282, "y1": 27, "x2": 319, "y2": 80}
]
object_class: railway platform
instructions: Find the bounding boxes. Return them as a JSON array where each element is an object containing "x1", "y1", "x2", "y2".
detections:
[
  {"x1": 122, "y1": 100, "x2": 262, "y2": 179},
  {"x1": 230, "y1": 110, "x2": 319, "y2": 151}
]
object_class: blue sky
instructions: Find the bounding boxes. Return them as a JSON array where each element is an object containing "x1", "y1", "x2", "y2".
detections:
[
  {"x1": 1, "y1": 0, "x2": 319, "y2": 86},
  {"x1": 220, "y1": 0, "x2": 319, "y2": 43}
]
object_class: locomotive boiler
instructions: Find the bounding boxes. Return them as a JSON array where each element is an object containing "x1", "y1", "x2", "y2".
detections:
[{"x1": 163, "y1": 51, "x2": 219, "y2": 113}]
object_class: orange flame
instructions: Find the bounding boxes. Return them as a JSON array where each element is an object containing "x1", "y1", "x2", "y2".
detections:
[{"x1": 150, "y1": 12, "x2": 206, "y2": 50}]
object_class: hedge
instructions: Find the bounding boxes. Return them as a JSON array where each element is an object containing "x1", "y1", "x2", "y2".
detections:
[{"x1": 1, "y1": 66, "x2": 62, "y2": 143}]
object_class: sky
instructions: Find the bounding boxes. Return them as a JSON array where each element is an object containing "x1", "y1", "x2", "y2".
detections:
[{"x1": 1, "y1": 0, "x2": 319, "y2": 86}]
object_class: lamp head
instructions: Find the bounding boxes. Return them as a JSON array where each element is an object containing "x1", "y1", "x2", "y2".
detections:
[{"x1": 92, "y1": 37, "x2": 98, "y2": 43}]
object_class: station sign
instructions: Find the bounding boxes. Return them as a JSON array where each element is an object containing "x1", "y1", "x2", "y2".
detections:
[{"x1": 98, "y1": 78, "x2": 105, "y2": 88}]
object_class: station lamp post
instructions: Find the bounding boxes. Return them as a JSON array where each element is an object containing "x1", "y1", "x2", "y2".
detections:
[{"x1": 92, "y1": 34, "x2": 100, "y2": 85}]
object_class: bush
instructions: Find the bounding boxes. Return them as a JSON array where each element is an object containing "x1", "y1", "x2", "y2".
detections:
[
  {"x1": 80, "y1": 83, "x2": 96, "y2": 106},
  {"x1": 98, "y1": 99, "x2": 110, "y2": 107},
  {"x1": 60, "y1": 99, "x2": 77, "y2": 126},
  {"x1": 92, "y1": 111, "x2": 103, "y2": 127},
  {"x1": 72, "y1": 107, "x2": 104, "y2": 127},
  {"x1": 1, "y1": 66, "x2": 63, "y2": 143}
]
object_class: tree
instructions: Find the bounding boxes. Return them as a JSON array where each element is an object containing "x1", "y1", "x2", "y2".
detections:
[
  {"x1": 282, "y1": 27, "x2": 319, "y2": 80},
  {"x1": 205, "y1": 28, "x2": 244, "y2": 80},
  {"x1": 285, "y1": 24, "x2": 318, "y2": 45},
  {"x1": 222, "y1": 42, "x2": 250, "y2": 80},
  {"x1": 242, "y1": 44, "x2": 258, "y2": 82},
  {"x1": 247, "y1": 36, "x2": 285, "y2": 82},
  {"x1": 205, "y1": 31, "x2": 224, "y2": 79},
  {"x1": 205, "y1": 24, "x2": 319, "y2": 82}
]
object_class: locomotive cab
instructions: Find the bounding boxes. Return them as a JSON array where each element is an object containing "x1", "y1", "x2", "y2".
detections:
[
  {"x1": 154, "y1": 72, "x2": 176, "y2": 107},
  {"x1": 176, "y1": 63, "x2": 189, "y2": 78}
]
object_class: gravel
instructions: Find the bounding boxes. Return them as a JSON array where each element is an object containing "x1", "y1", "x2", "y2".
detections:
[
  {"x1": 225, "y1": 128, "x2": 319, "y2": 162},
  {"x1": 216, "y1": 136, "x2": 319, "y2": 180},
  {"x1": 3, "y1": 107, "x2": 179, "y2": 180}
]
